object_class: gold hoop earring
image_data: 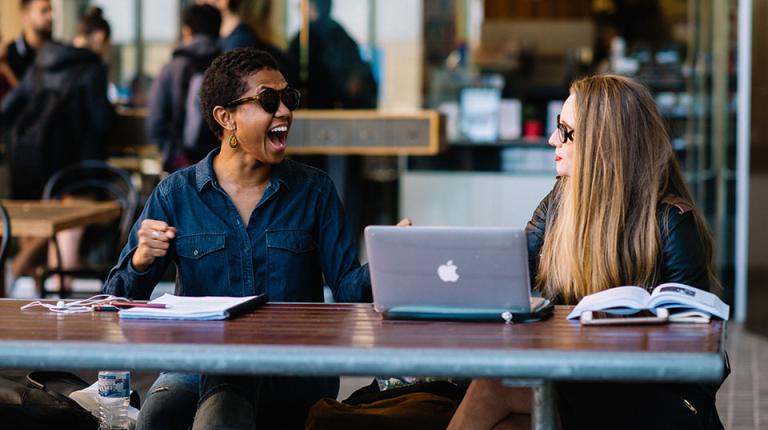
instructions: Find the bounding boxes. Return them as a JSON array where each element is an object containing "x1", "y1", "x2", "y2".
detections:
[{"x1": 228, "y1": 131, "x2": 239, "y2": 149}]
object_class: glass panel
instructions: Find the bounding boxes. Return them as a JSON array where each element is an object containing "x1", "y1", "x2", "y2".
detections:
[
  {"x1": 282, "y1": 0, "x2": 421, "y2": 110},
  {"x1": 688, "y1": 0, "x2": 738, "y2": 296},
  {"x1": 91, "y1": 0, "x2": 136, "y2": 44},
  {"x1": 142, "y1": 0, "x2": 179, "y2": 42}
]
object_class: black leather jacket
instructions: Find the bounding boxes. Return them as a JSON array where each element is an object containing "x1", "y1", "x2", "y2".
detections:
[
  {"x1": 527, "y1": 183, "x2": 725, "y2": 430},
  {"x1": 525, "y1": 182, "x2": 712, "y2": 302}
]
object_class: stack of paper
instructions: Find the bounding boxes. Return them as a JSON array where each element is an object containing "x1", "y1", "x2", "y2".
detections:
[{"x1": 118, "y1": 294, "x2": 267, "y2": 320}]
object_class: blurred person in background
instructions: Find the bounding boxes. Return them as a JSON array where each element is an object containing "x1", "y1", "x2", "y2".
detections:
[
  {"x1": 288, "y1": 0, "x2": 376, "y2": 109},
  {"x1": 1, "y1": 6, "x2": 115, "y2": 290},
  {"x1": 0, "y1": 46, "x2": 17, "y2": 104},
  {"x1": 146, "y1": 4, "x2": 221, "y2": 172},
  {"x1": 4, "y1": 0, "x2": 53, "y2": 82},
  {"x1": 73, "y1": 6, "x2": 119, "y2": 103},
  {"x1": 196, "y1": 0, "x2": 298, "y2": 87},
  {"x1": 288, "y1": 0, "x2": 379, "y2": 235},
  {"x1": 72, "y1": 7, "x2": 112, "y2": 60}
]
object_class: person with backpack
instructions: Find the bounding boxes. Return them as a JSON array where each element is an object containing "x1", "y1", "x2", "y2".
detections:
[
  {"x1": 146, "y1": 4, "x2": 221, "y2": 173},
  {"x1": 1, "y1": 6, "x2": 115, "y2": 291},
  {"x1": 1, "y1": 11, "x2": 114, "y2": 199}
]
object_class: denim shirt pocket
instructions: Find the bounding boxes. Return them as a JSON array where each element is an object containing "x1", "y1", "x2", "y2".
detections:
[
  {"x1": 175, "y1": 233, "x2": 229, "y2": 296},
  {"x1": 266, "y1": 230, "x2": 316, "y2": 254},
  {"x1": 265, "y1": 229, "x2": 320, "y2": 300}
]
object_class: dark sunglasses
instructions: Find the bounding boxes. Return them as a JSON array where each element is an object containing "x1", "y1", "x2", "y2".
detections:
[
  {"x1": 226, "y1": 87, "x2": 301, "y2": 114},
  {"x1": 557, "y1": 114, "x2": 575, "y2": 143}
]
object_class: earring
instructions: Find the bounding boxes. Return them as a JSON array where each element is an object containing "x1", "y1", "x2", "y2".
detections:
[{"x1": 228, "y1": 130, "x2": 239, "y2": 149}]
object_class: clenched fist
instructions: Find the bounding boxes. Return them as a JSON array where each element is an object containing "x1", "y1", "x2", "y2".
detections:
[{"x1": 131, "y1": 219, "x2": 177, "y2": 272}]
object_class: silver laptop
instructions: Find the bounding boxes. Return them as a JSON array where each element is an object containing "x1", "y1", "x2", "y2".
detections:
[{"x1": 365, "y1": 226, "x2": 546, "y2": 321}]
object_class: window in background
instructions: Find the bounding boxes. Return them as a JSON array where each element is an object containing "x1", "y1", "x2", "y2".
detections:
[
  {"x1": 90, "y1": 0, "x2": 179, "y2": 105},
  {"x1": 282, "y1": 0, "x2": 421, "y2": 110}
]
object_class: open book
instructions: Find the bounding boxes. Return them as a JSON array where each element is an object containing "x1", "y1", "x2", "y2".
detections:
[
  {"x1": 566, "y1": 283, "x2": 729, "y2": 323},
  {"x1": 118, "y1": 294, "x2": 268, "y2": 320}
]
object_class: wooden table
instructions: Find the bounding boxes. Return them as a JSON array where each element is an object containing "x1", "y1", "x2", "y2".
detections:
[
  {"x1": 0, "y1": 200, "x2": 122, "y2": 297},
  {"x1": 1, "y1": 200, "x2": 122, "y2": 238},
  {"x1": 0, "y1": 301, "x2": 726, "y2": 429}
]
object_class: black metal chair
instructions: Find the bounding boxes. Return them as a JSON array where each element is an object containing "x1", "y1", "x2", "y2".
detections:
[{"x1": 36, "y1": 161, "x2": 139, "y2": 297}]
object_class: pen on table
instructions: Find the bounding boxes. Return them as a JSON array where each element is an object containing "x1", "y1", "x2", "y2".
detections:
[{"x1": 110, "y1": 302, "x2": 168, "y2": 309}]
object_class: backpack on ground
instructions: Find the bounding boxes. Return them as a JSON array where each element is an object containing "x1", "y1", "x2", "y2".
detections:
[{"x1": 0, "y1": 370, "x2": 98, "y2": 430}]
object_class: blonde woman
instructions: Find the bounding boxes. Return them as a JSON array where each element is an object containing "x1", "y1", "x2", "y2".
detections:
[{"x1": 448, "y1": 75, "x2": 725, "y2": 430}]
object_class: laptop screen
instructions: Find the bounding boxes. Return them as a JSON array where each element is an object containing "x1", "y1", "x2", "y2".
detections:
[{"x1": 364, "y1": 226, "x2": 532, "y2": 315}]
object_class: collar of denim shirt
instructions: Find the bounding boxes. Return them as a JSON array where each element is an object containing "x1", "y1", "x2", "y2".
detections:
[{"x1": 194, "y1": 147, "x2": 295, "y2": 193}]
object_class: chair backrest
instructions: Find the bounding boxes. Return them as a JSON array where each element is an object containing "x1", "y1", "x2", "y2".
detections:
[
  {"x1": 42, "y1": 161, "x2": 139, "y2": 249},
  {"x1": 0, "y1": 201, "x2": 10, "y2": 269}
]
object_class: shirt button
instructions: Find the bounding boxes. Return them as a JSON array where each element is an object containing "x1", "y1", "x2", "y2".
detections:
[{"x1": 193, "y1": 250, "x2": 199, "y2": 256}]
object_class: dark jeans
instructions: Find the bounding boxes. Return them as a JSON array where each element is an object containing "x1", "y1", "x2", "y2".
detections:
[
  {"x1": 136, "y1": 372, "x2": 339, "y2": 430},
  {"x1": 557, "y1": 381, "x2": 724, "y2": 430}
]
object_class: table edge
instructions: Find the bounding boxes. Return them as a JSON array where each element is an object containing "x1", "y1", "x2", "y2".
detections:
[{"x1": 0, "y1": 340, "x2": 725, "y2": 383}]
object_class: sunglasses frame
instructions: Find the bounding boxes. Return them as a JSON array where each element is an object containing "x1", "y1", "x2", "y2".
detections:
[
  {"x1": 226, "y1": 87, "x2": 301, "y2": 113},
  {"x1": 556, "y1": 114, "x2": 575, "y2": 144}
]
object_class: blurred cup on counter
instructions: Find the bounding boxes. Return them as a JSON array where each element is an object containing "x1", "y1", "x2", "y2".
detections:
[
  {"x1": 438, "y1": 102, "x2": 460, "y2": 142},
  {"x1": 499, "y1": 99, "x2": 522, "y2": 140}
]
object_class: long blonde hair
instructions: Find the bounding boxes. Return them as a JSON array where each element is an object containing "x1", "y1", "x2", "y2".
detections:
[{"x1": 537, "y1": 75, "x2": 718, "y2": 304}]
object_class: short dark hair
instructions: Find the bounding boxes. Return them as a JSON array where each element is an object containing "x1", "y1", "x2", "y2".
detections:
[
  {"x1": 200, "y1": 48, "x2": 280, "y2": 139},
  {"x1": 181, "y1": 4, "x2": 221, "y2": 39},
  {"x1": 80, "y1": 7, "x2": 111, "y2": 39}
]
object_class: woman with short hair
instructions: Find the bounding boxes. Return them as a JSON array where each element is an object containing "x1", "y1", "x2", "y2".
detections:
[{"x1": 105, "y1": 47, "x2": 408, "y2": 430}]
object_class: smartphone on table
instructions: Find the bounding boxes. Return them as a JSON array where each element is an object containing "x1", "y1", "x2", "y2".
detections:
[{"x1": 579, "y1": 308, "x2": 669, "y2": 325}]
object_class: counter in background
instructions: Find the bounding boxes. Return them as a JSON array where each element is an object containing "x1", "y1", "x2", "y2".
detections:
[{"x1": 109, "y1": 108, "x2": 446, "y2": 156}]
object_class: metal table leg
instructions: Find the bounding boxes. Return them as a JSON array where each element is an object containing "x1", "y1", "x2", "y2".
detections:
[
  {"x1": 502, "y1": 379, "x2": 557, "y2": 430},
  {"x1": 532, "y1": 381, "x2": 556, "y2": 430}
]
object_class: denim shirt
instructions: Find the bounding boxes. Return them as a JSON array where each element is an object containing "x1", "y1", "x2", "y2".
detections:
[{"x1": 104, "y1": 149, "x2": 371, "y2": 302}]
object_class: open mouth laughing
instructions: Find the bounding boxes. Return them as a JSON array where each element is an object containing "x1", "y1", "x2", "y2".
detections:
[{"x1": 267, "y1": 125, "x2": 288, "y2": 153}]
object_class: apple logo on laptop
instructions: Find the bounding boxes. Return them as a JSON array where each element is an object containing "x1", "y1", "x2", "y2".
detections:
[{"x1": 437, "y1": 260, "x2": 459, "y2": 282}]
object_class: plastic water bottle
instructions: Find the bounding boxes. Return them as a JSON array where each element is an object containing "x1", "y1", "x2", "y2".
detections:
[{"x1": 97, "y1": 370, "x2": 131, "y2": 430}]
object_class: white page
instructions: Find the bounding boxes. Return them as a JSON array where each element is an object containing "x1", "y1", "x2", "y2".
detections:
[
  {"x1": 667, "y1": 310, "x2": 711, "y2": 324},
  {"x1": 648, "y1": 283, "x2": 729, "y2": 320}
]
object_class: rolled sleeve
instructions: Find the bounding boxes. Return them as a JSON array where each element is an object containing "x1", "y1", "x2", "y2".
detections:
[{"x1": 103, "y1": 185, "x2": 176, "y2": 299}]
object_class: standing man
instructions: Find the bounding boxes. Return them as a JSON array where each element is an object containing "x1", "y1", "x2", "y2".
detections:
[{"x1": 4, "y1": 0, "x2": 53, "y2": 82}]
